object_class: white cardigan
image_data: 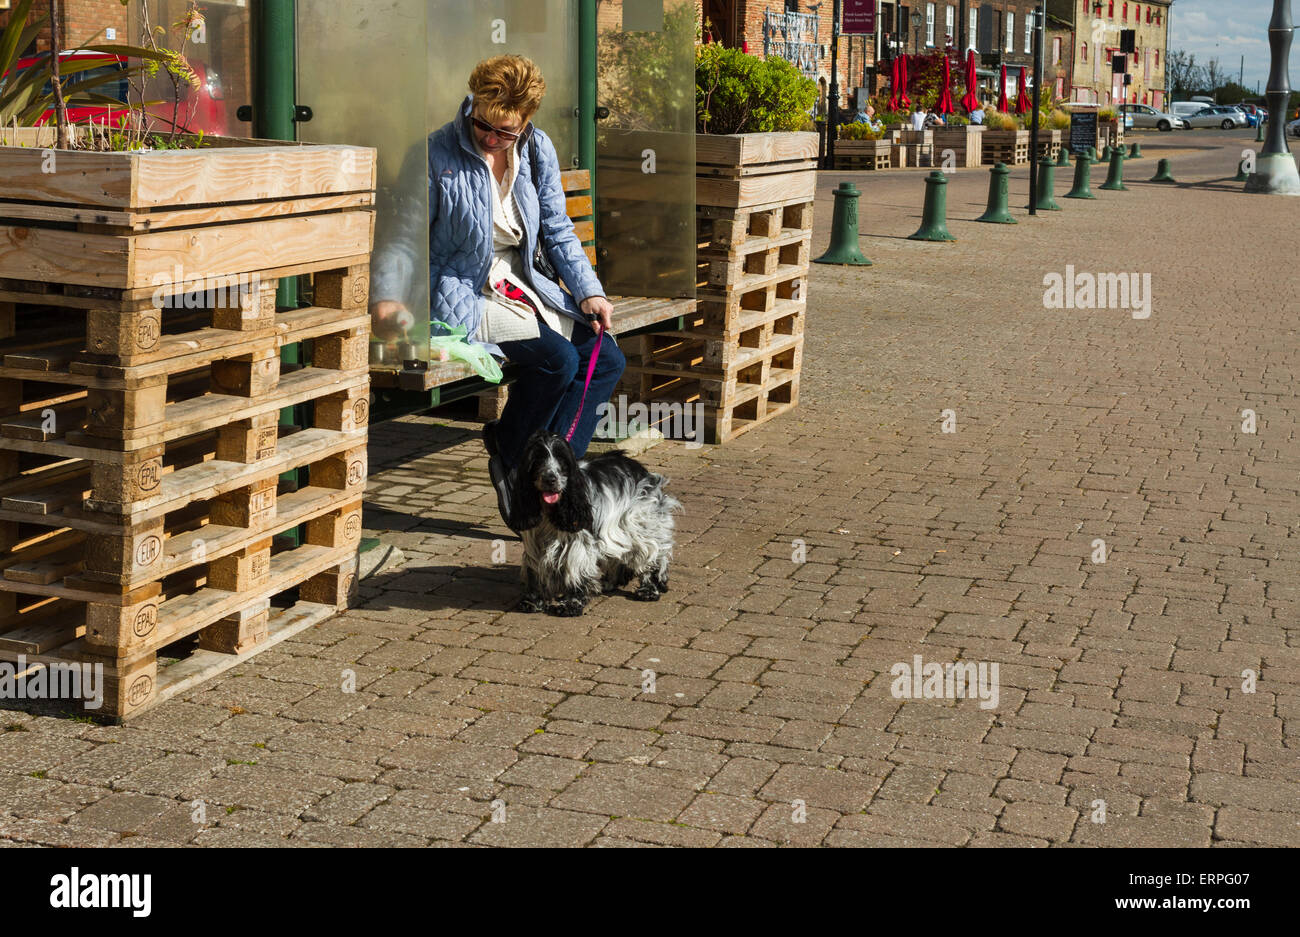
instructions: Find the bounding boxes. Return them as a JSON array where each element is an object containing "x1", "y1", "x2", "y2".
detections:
[{"x1": 473, "y1": 139, "x2": 575, "y2": 346}]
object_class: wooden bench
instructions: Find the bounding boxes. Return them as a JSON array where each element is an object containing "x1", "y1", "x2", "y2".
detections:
[{"x1": 368, "y1": 170, "x2": 695, "y2": 399}]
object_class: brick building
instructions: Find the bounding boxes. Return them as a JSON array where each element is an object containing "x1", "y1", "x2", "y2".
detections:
[
  {"x1": 1047, "y1": 0, "x2": 1173, "y2": 108},
  {"x1": 699, "y1": 0, "x2": 876, "y2": 111}
]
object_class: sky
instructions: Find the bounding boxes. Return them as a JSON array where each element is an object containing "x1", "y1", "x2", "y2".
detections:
[{"x1": 1168, "y1": 0, "x2": 1300, "y2": 94}]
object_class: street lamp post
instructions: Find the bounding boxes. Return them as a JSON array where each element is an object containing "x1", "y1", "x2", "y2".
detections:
[
  {"x1": 1245, "y1": 0, "x2": 1299, "y2": 193},
  {"x1": 829, "y1": 0, "x2": 842, "y2": 169},
  {"x1": 912, "y1": 10, "x2": 923, "y2": 54}
]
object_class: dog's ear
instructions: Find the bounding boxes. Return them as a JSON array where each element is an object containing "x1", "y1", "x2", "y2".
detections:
[
  {"x1": 551, "y1": 440, "x2": 594, "y2": 533},
  {"x1": 511, "y1": 436, "x2": 545, "y2": 531}
]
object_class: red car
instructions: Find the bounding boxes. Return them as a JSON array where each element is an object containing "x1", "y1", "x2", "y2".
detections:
[{"x1": 6, "y1": 50, "x2": 228, "y2": 136}]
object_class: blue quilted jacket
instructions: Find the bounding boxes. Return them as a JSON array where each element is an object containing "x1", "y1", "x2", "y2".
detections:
[{"x1": 371, "y1": 94, "x2": 605, "y2": 358}]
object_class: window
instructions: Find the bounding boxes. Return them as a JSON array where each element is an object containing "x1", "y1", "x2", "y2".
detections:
[
  {"x1": 1081, "y1": 41, "x2": 1088, "y2": 62},
  {"x1": 1025, "y1": 14, "x2": 1032, "y2": 54},
  {"x1": 1122, "y1": 2, "x2": 1128, "y2": 21},
  {"x1": 1108, "y1": 1, "x2": 1114, "y2": 16},
  {"x1": 1147, "y1": 6, "x2": 1152, "y2": 23},
  {"x1": 785, "y1": 0, "x2": 799, "y2": 11},
  {"x1": 926, "y1": 2, "x2": 935, "y2": 46},
  {"x1": 945, "y1": 4, "x2": 955, "y2": 45},
  {"x1": 1053, "y1": 37, "x2": 1062, "y2": 65},
  {"x1": 1154, "y1": 50, "x2": 1159, "y2": 69},
  {"x1": 969, "y1": 8, "x2": 978, "y2": 50},
  {"x1": 1006, "y1": 11, "x2": 1014, "y2": 51}
]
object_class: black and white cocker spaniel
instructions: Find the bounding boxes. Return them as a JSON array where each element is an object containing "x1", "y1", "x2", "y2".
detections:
[{"x1": 512, "y1": 430, "x2": 682, "y2": 616}]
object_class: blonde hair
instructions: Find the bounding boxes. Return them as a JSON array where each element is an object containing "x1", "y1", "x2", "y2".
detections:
[{"x1": 469, "y1": 55, "x2": 546, "y2": 126}]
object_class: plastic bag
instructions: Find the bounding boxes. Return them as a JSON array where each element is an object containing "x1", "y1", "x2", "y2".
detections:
[{"x1": 429, "y1": 320, "x2": 503, "y2": 383}]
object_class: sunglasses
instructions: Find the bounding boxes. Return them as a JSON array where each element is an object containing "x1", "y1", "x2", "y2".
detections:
[{"x1": 471, "y1": 115, "x2": 525, "y2": 142}]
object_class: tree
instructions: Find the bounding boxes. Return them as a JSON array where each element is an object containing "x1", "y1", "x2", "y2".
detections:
[
  {"x1": 1202, "y1": 57, "x2": 1227, "y2": 95},
  {"x1": 1166, "y1": 49, "x2": 1205, "y2": 96}
]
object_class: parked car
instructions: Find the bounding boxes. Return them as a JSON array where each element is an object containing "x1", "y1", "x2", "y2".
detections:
[
  {"x1": 1183, "y1": 106, "x2": 1248, "y2": 129},
  {"x1": 1119, "y1": 103, "x2": 1187, "y2": 131},
  {"x1": 1288, "y1": 117, "x2": 1300, "y2": 138},
  {"x1": 1240, "y1": 103, "x2": 1269, "y2": 125},
  {"x1": 1170, "y1": 101, "x2": 1208, "y2": 119}
]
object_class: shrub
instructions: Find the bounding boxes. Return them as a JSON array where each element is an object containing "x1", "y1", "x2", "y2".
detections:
[
  {"x1": 985, "y1": 110, "x2": 1019, "y2": 131},
  {"x1": 1098, "y1": 106, "x2": 1118, "y2": 121},
  {"x1": 838, "y1": 122, "x2": 885, "y2": 141},
  {"x1": 695, "y1": 45, "x2": 818, "y2": 134},
  {"x1": 1049, "y1": 109, "x2": 1072, "y2": 130}
]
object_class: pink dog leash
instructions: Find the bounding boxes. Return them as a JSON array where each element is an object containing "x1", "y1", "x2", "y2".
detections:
[
  {"x1": 491, "y1": 276, "x2": 604, "y2": 444},
  {"x1": 564, "y1": 321, "x2": 603, "y2": 443}
]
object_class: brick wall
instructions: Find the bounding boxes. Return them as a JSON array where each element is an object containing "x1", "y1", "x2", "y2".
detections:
[{"x1": 0, "y1": 0, "x2": 129, "y2": 51}]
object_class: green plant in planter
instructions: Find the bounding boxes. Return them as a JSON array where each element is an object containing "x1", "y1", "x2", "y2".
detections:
[
  {"x1": 985, "y1": 110, "x2": 1019, "y2": 131},
  {"x1": 838, "y1": 122, "x2": 885, "y2": 141},
  {"x1": 695, "y1": 44, "x2": 817, "y2": 134},
  {"x1": 0, "y1": 0, "x2": 180, "y2": 150},
  {"x1": 1049, "y1": 109, "x2": 1071, "y2": 130},
  {"x1": 1098, "y1": 107, "x2": 1118, "y2": 121}
]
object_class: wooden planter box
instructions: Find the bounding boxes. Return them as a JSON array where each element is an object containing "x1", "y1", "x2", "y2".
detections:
[
  {"x1": 620, "y1": 132, "x2": 813, "y2": 445},
  {"x1": 1098, "y1": 119, "x2": 1124, "y2": 151},
  {"x1": 833, "y1": 138, "x2": 891, "y2": 170},
  {"x1": 982, "y1": 129, "x2": 1031, "y2": 165},
  {"x1": 0, "y1": 129, "x2": 376, "y2": 719},
  {"x1": 1031, "y1": 128, "x2": 1064, "y2": 160},
  {"x1": 932, "y1": 125, "x2": 985, "y2": 168}
]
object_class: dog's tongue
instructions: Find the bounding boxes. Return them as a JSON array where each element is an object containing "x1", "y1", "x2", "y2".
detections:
[{"x1": 542, "y1": 492, "x2": 561, "y2": 505}]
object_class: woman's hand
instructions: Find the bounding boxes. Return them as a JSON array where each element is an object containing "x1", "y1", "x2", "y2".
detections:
[
  {"x1": 371, "y1": 300, "x2": 415, "y2": 339},
  {"x1": 581, "y1": 295, "x2": 615, "y2": 334}
]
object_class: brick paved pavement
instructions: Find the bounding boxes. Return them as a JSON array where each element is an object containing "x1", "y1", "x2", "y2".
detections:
[{"x1": 2, "y1": 130, "x2": 1297, "y2": 847}]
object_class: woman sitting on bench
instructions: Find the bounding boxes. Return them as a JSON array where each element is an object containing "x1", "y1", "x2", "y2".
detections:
[{"x1": 371, "y1": 54, "x2": 625, "y2": 531}]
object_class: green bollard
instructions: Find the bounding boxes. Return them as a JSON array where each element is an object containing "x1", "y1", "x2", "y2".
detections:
[
  {"x1": 1099, "y1": 144, "x2": 1112, "y2": 161},
  {"x1": 1233, "y1": 158, "x2": 1252, "y2": 182},
  {"x1": 975, "y1": 162, "x2": 1017, "y2": 224},
  {"x1": 908, "y1": 171, "x2": 957, "y2": 241},
  {"x1": 1055, "y1": 146, "x2": 1071, "y2": 167},
  {"x1": 1029, "y1": 159, "x2": 1062, "y2": 211},
  {"x1": 813, "y1": 182, "x2": 873, "y2": 265},
  {"x1": 1064, "y1": 154, "x2": 1096, "y2": 199},
  {"x1": 1127, "y1": 141, "x2": 1143, "y2": 159},
  {"x1": 1150, "y1": 158, "x2": 1177, "y2": 183},
  {"x1": 1255, "y1": 120, "x2": 1266, "y2": 143},
  {"x1": 1100, "y1": 147, "x2": 1128, "y2": 191},
  {"x1": 1087, "y1": 146, "x2": 1098, "y2": 162}
]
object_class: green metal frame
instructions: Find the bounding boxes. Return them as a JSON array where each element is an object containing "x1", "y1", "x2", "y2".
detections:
[{"x1": 253, "y1": 0, "x2": 304, "y2": 541}]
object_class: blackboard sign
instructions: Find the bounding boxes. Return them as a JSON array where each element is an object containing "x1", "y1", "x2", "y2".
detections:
[{"x1": 1069, "y1": 111, "x2": 1098, "y2": 154}]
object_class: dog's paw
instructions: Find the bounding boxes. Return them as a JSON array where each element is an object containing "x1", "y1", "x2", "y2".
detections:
[
  {"x1": 549, "y1": 597, "x2": 587, "y2": 617},
  {"x1": 517, "y1": 594, "x2": 546, "y2": 613},
  {"x1": 632, "y1": 583, "x2": 661, "y2": 602}
]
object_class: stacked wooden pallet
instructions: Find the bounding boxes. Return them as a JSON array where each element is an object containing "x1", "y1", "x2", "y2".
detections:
[
  {"x1": 982, "y1": 129, "x2": 1031, "y2": 165},
  {"x1": 618, "y1": 132, "x2": 814, "y2": 445},
  {"x1": 0, "y1": 132, "x2": 375, "y2": 718},
  {"x1": 1033, "y1": 130, "x2": 1063, "y2": 161},
  {"x1": 931, "y1": 127, "x2": 985, "y2": 168},
  {"x1": 833, "y1": 139, "x2": 892, "y2": 171}
]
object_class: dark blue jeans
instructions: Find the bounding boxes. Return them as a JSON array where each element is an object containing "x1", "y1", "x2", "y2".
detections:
[{"x1": 494, "y1": 315, "x2": 626, "y2": 472}]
